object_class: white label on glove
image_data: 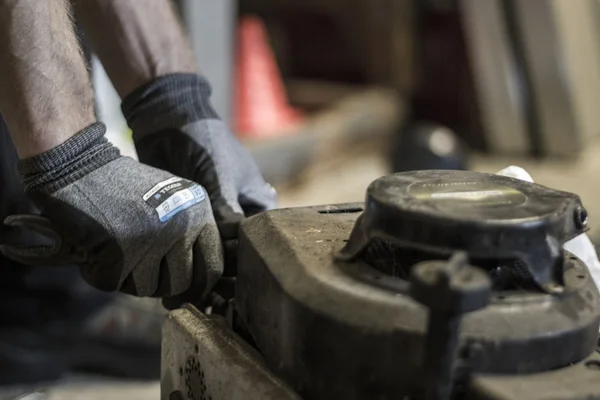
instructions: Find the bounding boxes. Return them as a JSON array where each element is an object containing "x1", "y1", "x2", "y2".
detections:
[{"x1": 144, "y1": 178, "x2": 206, "y2": 222}]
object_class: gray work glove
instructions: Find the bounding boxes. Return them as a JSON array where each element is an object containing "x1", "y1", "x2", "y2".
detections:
[
  {"x1": 0, "y1": 123, "x2": 223, "y2": 305},
  {"x1": 121, "y1": 74, "x2": 277, "y2": 226}
]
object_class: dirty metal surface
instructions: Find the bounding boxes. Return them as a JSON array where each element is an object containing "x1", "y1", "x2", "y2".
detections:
[
  {"x1": 467, "y1": 350, "x2": 600, "y2": 400},
  {"x1": 235, "y1": 202, "x2": 600, "y2": 399},
  {"x1": 161, "y1": 305, "x2": 300, "y2": 400}
]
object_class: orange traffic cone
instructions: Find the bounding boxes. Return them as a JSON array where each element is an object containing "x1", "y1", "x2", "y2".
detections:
[{"x1": 235, "y1": 16, "x2": 302, "y2": 139}]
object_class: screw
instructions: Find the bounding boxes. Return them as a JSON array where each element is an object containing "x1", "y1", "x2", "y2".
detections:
[{"x1": 575, "y1": 206, "x2": 589, "y2": 229}]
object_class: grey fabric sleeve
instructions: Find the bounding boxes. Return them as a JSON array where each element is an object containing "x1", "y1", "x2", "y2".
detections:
[
  {"x1": 18, "y1": 123, "x2": 121, "y2": 194},
  {"x1": 120, "y1": 74, "x2": 220, "y2": 140}
]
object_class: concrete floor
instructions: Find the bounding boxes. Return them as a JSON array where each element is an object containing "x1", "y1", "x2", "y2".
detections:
[
  {"x1": 6, "y1": 141, "x2": 600, "y2": 400},
  {"x1": 0, "y1": 378, "x2": 158, "y2": 400}
]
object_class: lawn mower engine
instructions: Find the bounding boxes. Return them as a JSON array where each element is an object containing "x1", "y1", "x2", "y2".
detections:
[{"x1": 161, "y1": 170, "x2": 600, "y2": 400}]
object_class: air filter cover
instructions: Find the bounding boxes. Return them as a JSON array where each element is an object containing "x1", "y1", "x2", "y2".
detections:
[
  {"x1": 236, "y1": 171, "x2": 600, "y2": 400},
  {"x1": 338, "y1": 170, "x2": 587, "y2": 292}
]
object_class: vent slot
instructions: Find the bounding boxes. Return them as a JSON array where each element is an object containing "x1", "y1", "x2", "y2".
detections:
[
  {"x1": 318, "y1": 207, "x2": 364, "y2": 214},
  {"x1": 361, "y1": 238, "x2": 538, "y2": 291}
]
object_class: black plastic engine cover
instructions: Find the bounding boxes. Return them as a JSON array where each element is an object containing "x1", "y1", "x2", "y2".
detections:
[
  {"x1": 236, "y1": 209, "x2": 599, "y2": 399},
  {"x1": 236, "y1": 171, "x2": 600, "y2": 400},
  {"x1": 339, "y1": 170, "x2": 588, "y2": 293}
]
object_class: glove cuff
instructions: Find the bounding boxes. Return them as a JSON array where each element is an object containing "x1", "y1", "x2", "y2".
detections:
[
  {"x1": 121, "y1": 73, "x2": 220, "y2": 142},
  {"x1": 18, "y1": 122, "x2": 121, "y2": 194}
]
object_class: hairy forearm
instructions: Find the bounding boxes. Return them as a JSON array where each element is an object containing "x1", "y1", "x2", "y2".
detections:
[
  {"x1": 74, "y1": 0, "x2": 198, "y2": 99},
  {"x1": 0, "y1": 0, "x2": 95, "y2": 158}
]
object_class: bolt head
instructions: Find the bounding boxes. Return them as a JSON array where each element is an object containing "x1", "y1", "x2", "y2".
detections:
[{"x1": 575, "y1": 206, "x2": 589, "y2": 229}]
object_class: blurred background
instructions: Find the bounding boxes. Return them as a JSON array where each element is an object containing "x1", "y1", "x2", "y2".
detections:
[
  {"x1": 97, "y1": 0, "x2": 600, "y2": 241},
  {"x1": 9, "y1": 0, "x2": 600, "y2": 398}
]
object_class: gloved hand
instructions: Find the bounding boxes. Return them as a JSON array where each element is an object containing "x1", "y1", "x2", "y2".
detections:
[
  {"x1": 121, "y1": 74, "x2": 277, "y2": 225},
  {"x1": 0, "y1": 123, "x2": 223, "y2": 304}
]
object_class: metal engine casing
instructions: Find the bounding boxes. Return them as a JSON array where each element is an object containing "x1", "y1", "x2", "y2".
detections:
[
  {"x1": 162, "y1": 171, "x2": 600, "y2": 400},
  {"x1": 161, "y1": 305, "x2": 300, "y2": 400},
  {"x1": 233, "y1": 203, "x2": 600, "y2": 399},
  {"x1": 161, "y1": 203, "x2": 600, "y2": 400}
]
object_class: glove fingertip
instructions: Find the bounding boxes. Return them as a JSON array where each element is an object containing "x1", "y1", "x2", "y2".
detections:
[
  {"x1": 193, "y1": 224, "x2": 225, "y2": 296},
  {"x1": 0, "y1": 245, "x2": 29, "y2": 265},
  {"x1": 161, "y1": 296, "x2": 182, "y2": 310},
  {"x1": 239, "y1": 190, "x2": 278, "y2": 216},
  {"x1": 3, "y1": 214, "x2": 52, "y2": 229},
  {"x1": 3, "y1": 215, "x2": 20, "y2": 226}
]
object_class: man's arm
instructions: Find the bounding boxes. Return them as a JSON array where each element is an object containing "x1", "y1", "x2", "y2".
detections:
[
  {"x1": 73, "y1": 0, "x2": 197, "y2": 98},
  {"x1": 0, "y1": 0, "x2": 95, "y2": 158},
  {"x1": 0, "y1": 0, "x2": 224, "y2": 304}
]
